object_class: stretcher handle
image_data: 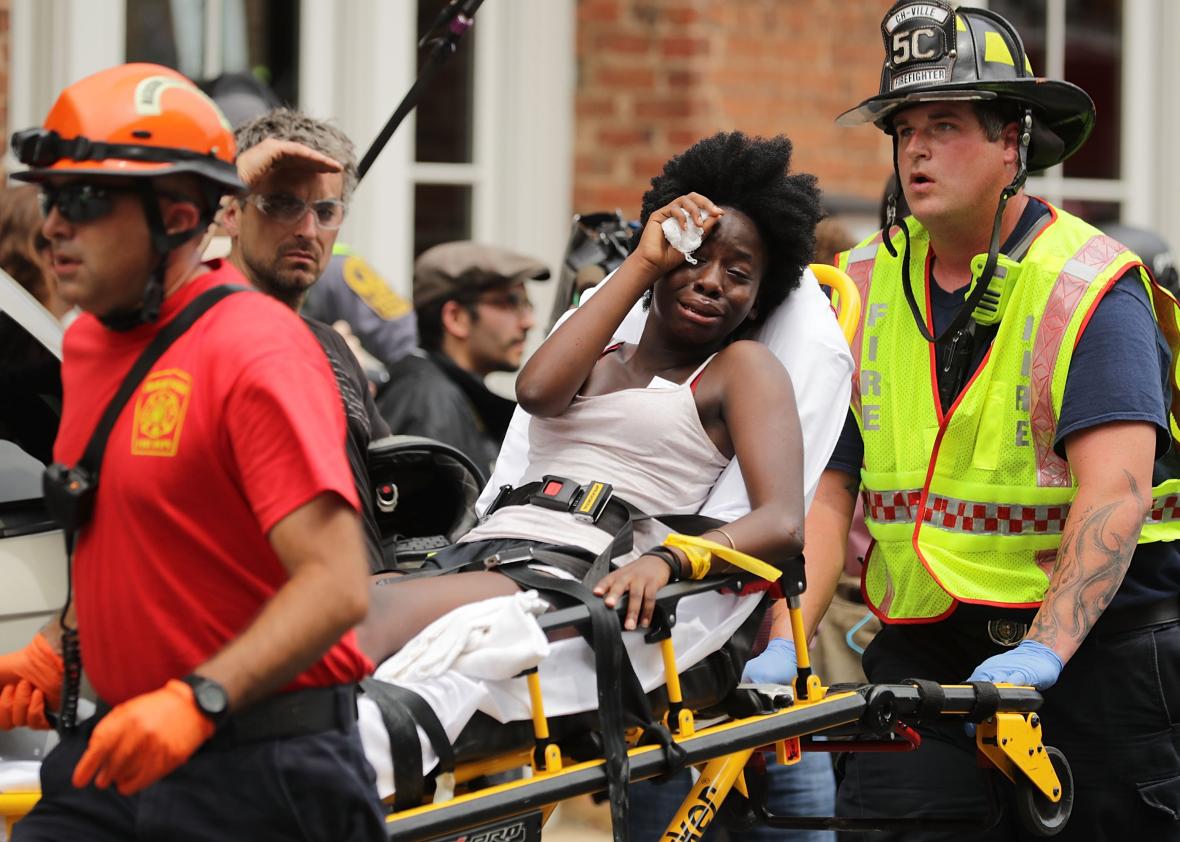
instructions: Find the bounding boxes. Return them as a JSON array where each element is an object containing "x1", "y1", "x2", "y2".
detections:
[
  {"x1": 810, "y1": 263, "x2": 862, "y2": 347},
  {"x1": 663, "y1": 534, "x2": 781, "y2": 582}
]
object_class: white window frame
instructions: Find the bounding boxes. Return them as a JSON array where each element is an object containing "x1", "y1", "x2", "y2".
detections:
[
  {"x1": 976, "y1": 0, "x2": 1156, "y2": 227},
  {"x1": 299, "y1": 0, "x2": 575, "y2": 303},
  {"x1": 8, "y1": 0, "x2": 127, "y2": 165}
]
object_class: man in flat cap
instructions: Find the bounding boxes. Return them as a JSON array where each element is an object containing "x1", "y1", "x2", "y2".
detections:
[{"x1": 378, "y1": 241, "x2": 549, "y2": 475}]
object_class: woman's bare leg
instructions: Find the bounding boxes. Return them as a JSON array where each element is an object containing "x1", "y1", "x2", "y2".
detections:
[{"x1": 355, "y1": 571, "x2": 521, "y2": 664}]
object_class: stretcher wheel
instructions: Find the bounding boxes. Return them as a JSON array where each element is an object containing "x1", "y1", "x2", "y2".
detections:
[
  {"x1": 1014, "y1": 746, "x2": 1073, "y2": 837},
  {"x1": 863, "y1": 686, "x2": 896, "y2": 735}
]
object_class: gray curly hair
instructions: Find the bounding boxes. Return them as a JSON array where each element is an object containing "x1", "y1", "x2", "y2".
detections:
[{"x1": 234, "y1": 108, "x2": 358, "y2": 202}]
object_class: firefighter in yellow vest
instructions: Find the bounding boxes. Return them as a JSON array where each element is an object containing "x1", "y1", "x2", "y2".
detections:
[{"x1": 781, "y1": 2, "x2": 1180, "y2": 838}]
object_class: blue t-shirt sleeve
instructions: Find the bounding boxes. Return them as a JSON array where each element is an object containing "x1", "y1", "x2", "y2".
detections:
[
  {"x1": 1053, "y1": 271, "x2": 1172, "y2": 458},
  {"x1": 827, "y1": 408, "x2": 863, "y2": 476}
]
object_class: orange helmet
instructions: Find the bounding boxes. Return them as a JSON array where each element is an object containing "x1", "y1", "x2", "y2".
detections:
[{"x1": 11, "y1": 63, "x2": 243, "y2": 195}]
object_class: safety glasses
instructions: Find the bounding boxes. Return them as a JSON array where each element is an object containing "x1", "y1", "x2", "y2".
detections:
[
  {"x1": 39, "y1": 182, "x2": 138, "y2": 224},
  {"x1": 245, "y1": 192, "x2": 347, "y2": 231}
]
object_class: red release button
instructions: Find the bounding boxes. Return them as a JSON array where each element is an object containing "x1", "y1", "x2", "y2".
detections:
[{"x1": 543, "y1": 480, "x2": 564, "y2": 497}]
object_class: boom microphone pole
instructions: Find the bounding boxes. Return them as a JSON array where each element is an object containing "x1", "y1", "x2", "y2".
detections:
[{"x1": 356, "y1": 0, "x2": 487, "y2": 183}]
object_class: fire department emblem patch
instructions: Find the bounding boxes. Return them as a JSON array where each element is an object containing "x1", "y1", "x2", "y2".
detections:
[{"x1": 131, "y1": 368, "x2": 193, "y2": 457}]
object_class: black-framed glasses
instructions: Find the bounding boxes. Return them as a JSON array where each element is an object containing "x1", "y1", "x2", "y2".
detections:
[
  {"x1": 39, "y1": 182, "x2": 137, "y2": 224},
  {"x1": 246, "y1": 192, "x2": 346, "y2": 231},
  {"x1": 475, "y1": 290, "x2": 534, "y2": 316}
]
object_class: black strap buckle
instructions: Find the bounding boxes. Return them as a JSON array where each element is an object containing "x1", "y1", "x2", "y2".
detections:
[{"x1": 528, "y1": 475, "x2": 614, "y2": 523}]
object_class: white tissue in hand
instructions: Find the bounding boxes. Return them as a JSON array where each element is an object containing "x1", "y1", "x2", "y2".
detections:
[{"x1": 661, "y1": 207, "x2": 705, "y2": 265}]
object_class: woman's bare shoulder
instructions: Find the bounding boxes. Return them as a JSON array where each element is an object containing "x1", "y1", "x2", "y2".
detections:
[{"x1": 715, "y1": 339, "x2": 789, "y2": 377}]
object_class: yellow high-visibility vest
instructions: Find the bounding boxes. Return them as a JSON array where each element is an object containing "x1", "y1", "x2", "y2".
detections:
[{"x1": 837, "y1": 203, "x2": 1180, "y2": 622}]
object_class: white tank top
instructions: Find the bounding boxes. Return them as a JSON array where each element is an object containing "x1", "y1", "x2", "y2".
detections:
[{"x1": 462, "y1": 352, "x2": 730, "y2": 562}]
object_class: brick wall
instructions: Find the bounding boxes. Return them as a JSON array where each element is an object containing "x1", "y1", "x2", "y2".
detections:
[{"x1": 575, "y1": 0, "x2": 893, "y2": 219}]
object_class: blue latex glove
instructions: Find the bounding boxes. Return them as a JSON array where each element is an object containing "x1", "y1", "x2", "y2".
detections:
[
  {"x1": 741, "y1": 637, "x2": 797, "y2": 686},
  {"x1": 966, "y1": 640, "x2": 1064, "y2": 691}
]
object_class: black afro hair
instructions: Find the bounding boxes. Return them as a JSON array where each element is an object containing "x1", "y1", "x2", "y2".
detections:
[{"x1": 637, "y1": 131, "x2": 822, "y2": 330}]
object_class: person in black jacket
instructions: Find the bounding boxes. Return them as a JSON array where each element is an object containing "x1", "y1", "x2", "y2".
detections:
[{"x1": 379, "y1": 242, "x2": 549, "y2": 476}]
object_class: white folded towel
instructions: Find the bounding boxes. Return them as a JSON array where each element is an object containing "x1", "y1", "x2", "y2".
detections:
[{"x1": 374, "y1": 589, "x2": 550, "y2": 684}]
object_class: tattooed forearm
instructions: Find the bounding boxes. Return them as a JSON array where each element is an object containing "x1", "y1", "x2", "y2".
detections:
[{"x1": 1028, "y1": 470, "x2": 1147, "y2": 650}]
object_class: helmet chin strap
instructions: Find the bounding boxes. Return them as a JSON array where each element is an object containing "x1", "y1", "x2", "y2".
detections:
[
  {"x1": 98, "y1": 182, "x2": 208, "y2": 332},
  {"x1": 894, "y1": 108, "x2": 1033, "y2": 344}
]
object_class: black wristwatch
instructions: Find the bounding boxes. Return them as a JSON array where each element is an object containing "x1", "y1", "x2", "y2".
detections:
[{"x1": 180, "y1": 674, "x2": 230, "y2": 728}]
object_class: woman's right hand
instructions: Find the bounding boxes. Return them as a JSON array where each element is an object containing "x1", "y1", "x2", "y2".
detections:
[
  {"x1": 592, "y1": 555, "x2": 673, "y2": 630},
  {"x1": 630, "y1": 192, "x2": 725, "y2": 280}
]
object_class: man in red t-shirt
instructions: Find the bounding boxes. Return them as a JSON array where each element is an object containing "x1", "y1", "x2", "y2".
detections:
[{"x1": 0, "y1": 64, "x2": 385, "y2": 840}]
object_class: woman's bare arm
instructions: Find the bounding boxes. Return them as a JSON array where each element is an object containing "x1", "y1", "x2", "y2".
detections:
[
  {"x1": 515, "y1": 193, "x2": 724, "y2": 417},
  {"x1": 706, "y1": 340, "x2": 805, "y2": 563}
]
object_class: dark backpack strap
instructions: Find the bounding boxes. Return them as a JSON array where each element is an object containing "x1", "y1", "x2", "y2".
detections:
[{"x1": 78, "y1": 284, "x2": 249, "y2": 476}]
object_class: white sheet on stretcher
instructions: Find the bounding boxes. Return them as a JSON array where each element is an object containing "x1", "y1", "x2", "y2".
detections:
[
  {"x1": 359, "y1": 587, "x2": 761, "y2": 800},
  {"x1": 359, "y1": 267, "x2": 854, "y2": 800}
]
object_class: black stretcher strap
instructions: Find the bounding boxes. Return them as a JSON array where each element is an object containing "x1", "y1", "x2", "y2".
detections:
[
  {"x1": 903, "y1": 678, "x2": 947, "y2": 720},
  {"x1": 502, "y1": 559, "x2": 641, "y2": 842},
  {"x1": 965, "y1": 681, "x2": 1002, "y2": 723},
  {"x1": 361, "y1": 678, "x2": 457, "y2": 813},
  {"x1": 361, "y1": 678, "x2": 454, "y2": 773}
]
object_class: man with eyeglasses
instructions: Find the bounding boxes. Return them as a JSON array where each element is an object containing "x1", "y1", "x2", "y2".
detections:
[
  {"x1": 379, "y1": 241, "x2": 550, "y2": 475},
  {"x1": 221, "y1": 108, "x2": 392, "y2": 574}
]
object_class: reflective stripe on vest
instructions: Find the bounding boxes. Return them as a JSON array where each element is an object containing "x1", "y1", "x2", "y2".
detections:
[
  {"x1": 846, "y1": 237, "x2": 881, "y2": 419},
  {"x1": 868, "y1": 489, "x2": 1180, "y2": 532},
  {"x1": 1029, "y1": 235, "x2": 1131, "y2": 488}
]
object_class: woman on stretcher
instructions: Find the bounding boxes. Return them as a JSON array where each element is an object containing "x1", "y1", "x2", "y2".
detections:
[{"x1": 357, "y1": 132, "x2": 823, "y2": 664}]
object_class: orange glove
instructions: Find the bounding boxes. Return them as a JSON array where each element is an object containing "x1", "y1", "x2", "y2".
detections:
[
  {"x1": 72, "y1": 679, "x2": 216, "y2": 795},
  {"x1": 0, "y1": 633, "x2": 64, "y2": 730}
]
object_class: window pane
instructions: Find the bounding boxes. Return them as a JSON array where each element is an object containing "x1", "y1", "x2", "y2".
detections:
[
  {"x1": 414, "y1": 0, "x2": 476, "y2": 164},
  {"x1": 1063, "y1": 0, "x2": 1121, "y2": 179},
  {"x1": 125, "y1": 0, "x2": 300, "y2": 105},
  {"x1": 0, "y1": 311, "x2": 61, "y2": 502},
  {"x1": 982, "y1": 0, "x2": 1121, "y2": 179},
  {"x1": 414, "y1": 184, "x2": 473, "y2": 258}
]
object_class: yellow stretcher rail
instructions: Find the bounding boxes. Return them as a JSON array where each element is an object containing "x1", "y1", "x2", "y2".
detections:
[{"x1": 810, "y1": 262, "x2": 861, "y2": 346}]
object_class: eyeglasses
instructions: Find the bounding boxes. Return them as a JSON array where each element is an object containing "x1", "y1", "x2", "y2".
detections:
[
  {"x1": 475, "y1": 290, "x2": 534, "y2": 316},
  {"x1": 40, "y1": 183, "x2": 137, "y2": 224},
  {"x1": 245, "y1": 192, "x2": 346, "y2": 230}
]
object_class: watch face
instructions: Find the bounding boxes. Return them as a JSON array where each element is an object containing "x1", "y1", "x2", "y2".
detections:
[{"x1": 194, "y1": 680, "x2": 229, "y2": 717}]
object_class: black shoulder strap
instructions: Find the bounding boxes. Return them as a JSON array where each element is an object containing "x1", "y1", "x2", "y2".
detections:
[{"x1": 77, "y1": 284, "x2": 248, "y2": 476}]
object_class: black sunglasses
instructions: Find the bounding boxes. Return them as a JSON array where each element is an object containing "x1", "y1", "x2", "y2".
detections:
[{"x1": 40, "y1": 182, "x2": 139, "y2": 224}]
